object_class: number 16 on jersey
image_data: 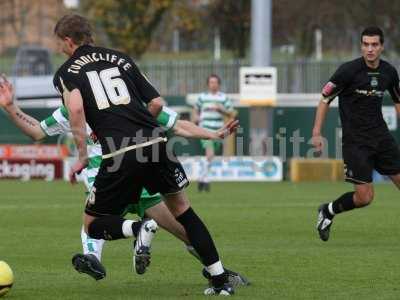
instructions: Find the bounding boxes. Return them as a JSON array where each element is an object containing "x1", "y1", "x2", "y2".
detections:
[{"x1": 86, "y1": 67, "x2": 131, "y2": 110}]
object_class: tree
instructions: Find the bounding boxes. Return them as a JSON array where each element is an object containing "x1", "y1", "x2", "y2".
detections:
[
  {"x1": 273, "y1": 0, "x2": 349, "y2": 58},
  {"x1": 0, "y1": 0, "x2": 30, "y2": 45},
  {"x1": 208, "y1": 0, "x2": 251, "y2": 59},
  {"x1": 272, "y1": 0, "x2": 400, "y2": 59},
  {"x1": 80, "y1": 0, "x2": 174, "y2": 58},
  {"x1": 149, "y1": 0, "x2": 207, "y2": 53}
]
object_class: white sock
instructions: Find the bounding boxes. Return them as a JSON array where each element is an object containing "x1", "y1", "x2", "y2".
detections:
[
  {"x1": 122, "y1": 220, "x2": 135, "y2": 237},
  {"x1": 199, "y1": 159, "x2": 208, "y2": 182},
  {"x1": 81, "y1": 227, "x2": 105, "y2": 261},
  {"x1": 328, "y1": 202, "x2": 335, "y2": 216},
  {"x1": 203, "y1": 160, "x2": 210, "y2": 183},
  {"x1": 205, "y1": 260, "x2": 224, "y2": 276}
]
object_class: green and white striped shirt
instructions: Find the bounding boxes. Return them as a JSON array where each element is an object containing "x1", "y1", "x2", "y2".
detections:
[
  {"x1": 196, "y1": 92, "x2": 233, "y2": 131},
  {"x1": 40, "y1": 105, "x2": 178, "y2": 194}
]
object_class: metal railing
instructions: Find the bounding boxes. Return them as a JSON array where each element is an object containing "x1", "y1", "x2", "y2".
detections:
[
  {"x1": 138, "y1": 60, "x2": 345, "y2": 95},
  {"x1": 138, "y1": 60, "x2": 245, "y2": 96},
  {"x1": 3, "y1": 56, "x2": 400, "y2": 96}
]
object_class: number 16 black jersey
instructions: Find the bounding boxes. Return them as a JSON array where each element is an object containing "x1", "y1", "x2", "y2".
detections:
[{"x1": 53, "y1": 45, "x2": 163, "y2": 155}]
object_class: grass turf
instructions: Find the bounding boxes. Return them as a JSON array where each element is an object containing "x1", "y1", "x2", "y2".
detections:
[{"x1": 0, "y1": 180, "x2": 400, "y2": 299}]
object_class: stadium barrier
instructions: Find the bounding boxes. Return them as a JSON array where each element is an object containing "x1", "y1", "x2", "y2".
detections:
[
  {"x1": 290, "y1": 158, "x2": 344, "y2": 182},
  {"x1": 0, "y1": 145, "x2": 68, "y2": 181},
  {"x1": 10, "y1": 57, "x2": 400, "y2": 95},
  {"x1": 179, "y1": 156, "x2": 282, "y2": 182}
]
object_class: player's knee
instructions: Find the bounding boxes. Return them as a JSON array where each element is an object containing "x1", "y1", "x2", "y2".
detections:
[
  {"x1": 354, "y1": 189, "x2": 374, "y2": 207},
  {"x1": 170, "y1": 201, "x2": 190, "y2": 217},
  {"x1": 165, "y1": 193, "x2": 190, "y2": 217},
  {"x1": 88, "y1": 219, "x2": 105, "y2": 239},
  {"x1": 87, "y1": 216, "x2": 125, "y2": 240}
]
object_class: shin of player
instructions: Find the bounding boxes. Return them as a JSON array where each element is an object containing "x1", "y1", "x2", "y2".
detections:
[{"x1": 81, "y1": 227, "x2": 105, "y2": 261}]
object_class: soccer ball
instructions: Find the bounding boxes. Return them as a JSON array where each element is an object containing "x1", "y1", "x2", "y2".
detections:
[{"x1": 0, "y1": 261, "x2": 13, "y2": 297}]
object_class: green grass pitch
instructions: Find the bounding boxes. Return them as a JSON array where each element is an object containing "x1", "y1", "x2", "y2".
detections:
[{"x1": 1, "y1": 180, "x2": 400, "y2": 299}]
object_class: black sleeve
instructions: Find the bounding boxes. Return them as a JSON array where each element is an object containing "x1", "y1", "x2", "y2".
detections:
[
  {"x1": 127, "y1": 59, "x2": 160, "y2": 103},
  {"x1": 388, "y1": 68, "x2": 400, "y2": 104},
  {"x1": 53, "y1": 70, "x2": 82, "y2": 103},
  {"x1": 321, "y1": 64, "x2": 350, "y2": 104}
]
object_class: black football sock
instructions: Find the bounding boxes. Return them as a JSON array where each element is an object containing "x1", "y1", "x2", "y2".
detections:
[
  {"x1": 176, "y1": 207, "x2": 220, "y2": 267},
  {"x1": 331, "y1": 192, "x2": 355, "y2": 215},
  {"x1": 88, "y1": 215, "x2": 141, "y2": 240}
]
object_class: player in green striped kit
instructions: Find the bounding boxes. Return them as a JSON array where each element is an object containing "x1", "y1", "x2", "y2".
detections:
[
  {"x1": 40, "y1": 104, "x2": 169, "y2": 277},
  {"x1": 193, "y1": 74, "x2": 236, "y2": 192},
  {"x1": 0, "y1": 76, "x2": 249, "y2": 287}
]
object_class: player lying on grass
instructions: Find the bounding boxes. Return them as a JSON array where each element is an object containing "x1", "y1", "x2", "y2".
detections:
[{"x1": 0, "y1": 76, "x2": 249, "y2": 287}]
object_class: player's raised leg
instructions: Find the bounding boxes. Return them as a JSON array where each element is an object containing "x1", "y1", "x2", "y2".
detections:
[
  {"x1": 314, "y1": 123, "x2": 375, "y2": 242},
  {"x1": 317, "y1": 183, "x2": 373, "y2": 241},
  {"x1": 84, "y1": 213, "x2": 158, "y2": 275}
]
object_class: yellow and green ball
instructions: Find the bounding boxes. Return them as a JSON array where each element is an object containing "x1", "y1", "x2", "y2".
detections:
[{"x1": 0, "y1": 261, "x2": 13, "y2": 297}]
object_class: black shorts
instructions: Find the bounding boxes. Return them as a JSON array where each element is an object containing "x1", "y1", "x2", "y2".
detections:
[
  {"x1": 85, "y1": 142, "x2": 189, "y2": 217},
  {"x1": 343, "y1": 136, "x2": 400, "y2": 184}
]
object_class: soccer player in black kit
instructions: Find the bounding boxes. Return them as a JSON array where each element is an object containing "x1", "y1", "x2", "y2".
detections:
[
  {"x1": 313, "y1": 26, "x2": 400, "y2": 241},
  {"x1": 53, "y1": 14, "x2": 237, "y2": 295}
]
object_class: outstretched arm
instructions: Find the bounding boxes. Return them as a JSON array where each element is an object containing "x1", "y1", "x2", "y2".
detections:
[
  {"x1": 156, "y1": 105, "x2": 239, "y2": 140},
  {"x1": 173, "y1": 119, "x2": 239, "y2": 140},
  {"x1": 0, "y1": 76, "x2": 45, "y2": 141}
]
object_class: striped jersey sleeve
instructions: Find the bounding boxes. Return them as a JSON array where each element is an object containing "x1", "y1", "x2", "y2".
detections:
[
  {"x1": 157, "y1": 106, "x2": 178, "y2": 130},
  {"x1": 40, "y1": 106, "x2": 71, "y2": 136}
]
